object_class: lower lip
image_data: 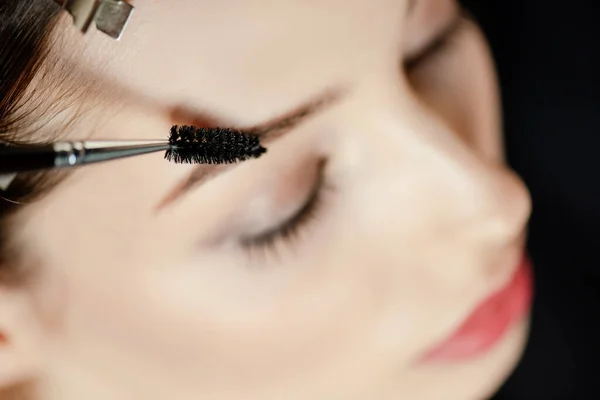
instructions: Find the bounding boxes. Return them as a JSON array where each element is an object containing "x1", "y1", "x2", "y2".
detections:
[{"x1": 421, "y1": 256, "x2": 533, "y2": 363}]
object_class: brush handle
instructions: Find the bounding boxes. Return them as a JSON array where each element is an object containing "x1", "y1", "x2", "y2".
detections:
[
  {"x1": 0, "y1": 144, "x2": 56, "y2": 174},
  {"x1": 0, "y1": 141, "x2": 170, "y2": 174}
]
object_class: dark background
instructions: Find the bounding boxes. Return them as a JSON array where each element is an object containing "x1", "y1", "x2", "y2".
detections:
[{"x1": 461, "y1": 1, "x2": 600, "y2": 398}]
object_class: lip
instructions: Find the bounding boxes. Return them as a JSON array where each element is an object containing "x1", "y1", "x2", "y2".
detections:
[{"x1": 421, "y1": 256, "x2": 533, "y2": 363}]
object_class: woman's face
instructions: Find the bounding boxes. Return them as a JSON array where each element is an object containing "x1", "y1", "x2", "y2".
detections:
[{"x1": 12, "y1": 0, "x2": 532, "y2": 399}]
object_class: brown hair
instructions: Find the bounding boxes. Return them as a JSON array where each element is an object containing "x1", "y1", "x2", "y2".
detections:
[
  {"x1": 0, "y1": 1, "x2": 62, "y2": 396},
  {"x1": 0, "y1": 0, "x2": 61, "y2": 270}
]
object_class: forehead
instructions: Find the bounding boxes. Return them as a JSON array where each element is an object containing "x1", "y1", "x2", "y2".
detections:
[{"x1": 63, "y1": 0, "x2": 410, "y2": 124}]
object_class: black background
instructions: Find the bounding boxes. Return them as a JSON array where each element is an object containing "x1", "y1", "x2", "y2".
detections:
[{"x1": 461, "y1": 1, "x2": 600, "y2": 398}]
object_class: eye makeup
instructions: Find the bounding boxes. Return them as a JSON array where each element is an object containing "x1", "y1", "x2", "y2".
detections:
[{"x1": 239, "y1": 159, "x2": 328, "y2": 257}]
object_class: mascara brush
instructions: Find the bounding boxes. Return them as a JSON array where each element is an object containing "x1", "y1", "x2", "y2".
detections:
[{"x1": 0, "y1": 125, "x2": 266, "y2": 175}]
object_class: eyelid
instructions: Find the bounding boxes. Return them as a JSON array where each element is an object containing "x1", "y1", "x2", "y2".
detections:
[
  {"x1": 404, "y1": 8, "x2": 466, "y2": 68},
  {"x1": 239, "y1": 159, "x2": 327, "y2": 250}
]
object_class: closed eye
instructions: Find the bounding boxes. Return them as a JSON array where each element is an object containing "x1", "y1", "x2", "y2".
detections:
[{"x1": 239, "y1": 159, "x2": 328, "y2": 259}]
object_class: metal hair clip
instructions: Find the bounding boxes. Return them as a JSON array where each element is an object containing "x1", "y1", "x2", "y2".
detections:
[
  {"x1": 53, "y1": 0, "x2": 135, "y2": 40},
  {"x1": 0, "y1": 174, "x2": 16, "y2": 192}
]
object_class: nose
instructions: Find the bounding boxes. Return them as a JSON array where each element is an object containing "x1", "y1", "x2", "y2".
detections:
[{"x1": 320, "y1": 97, "x2": 531, "y2": 280}]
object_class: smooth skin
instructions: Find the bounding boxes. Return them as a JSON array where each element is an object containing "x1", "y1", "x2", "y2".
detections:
[{"x1": 1, "y1": 0, "x2": 531, "y2": 399}]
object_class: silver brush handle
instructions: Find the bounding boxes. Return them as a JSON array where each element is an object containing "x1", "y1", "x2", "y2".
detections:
[{"x1": 53, "y1": 141, "x2": 170, "y2": 167}]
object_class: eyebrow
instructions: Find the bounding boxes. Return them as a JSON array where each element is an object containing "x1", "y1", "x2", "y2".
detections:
[
  {"x1": 156, "y1": 90, "x2": 339, "y2": 211},
  {"x1": 245, "y1": 91, "x2": 337, "y2": 139}
]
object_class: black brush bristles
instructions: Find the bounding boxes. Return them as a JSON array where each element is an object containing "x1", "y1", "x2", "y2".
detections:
[{"x1": 165, "y1": 125, "x2": 267, "y2": 165}]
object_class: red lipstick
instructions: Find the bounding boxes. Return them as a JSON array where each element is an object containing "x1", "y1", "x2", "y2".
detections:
[{"x1": 422, "y1": 256, "x2": 533, "y2": 363}]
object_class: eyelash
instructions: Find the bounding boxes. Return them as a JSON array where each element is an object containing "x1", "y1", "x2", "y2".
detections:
[{"x1": 240, "y1": 164, "x2": 328, "y2": 260}]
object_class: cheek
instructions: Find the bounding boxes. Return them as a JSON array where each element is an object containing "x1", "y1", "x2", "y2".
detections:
[
  {"x1": 40, "y1": 237, "x2": 432, "y2": 394},
  {"x1": 408, "y1": 23, "x2": 502, "y2": 163}
]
